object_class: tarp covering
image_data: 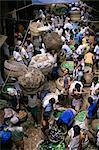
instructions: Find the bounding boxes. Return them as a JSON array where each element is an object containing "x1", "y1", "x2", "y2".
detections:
[{"x1": 32, "y1": 0, "x2": 79, "y2": 4}]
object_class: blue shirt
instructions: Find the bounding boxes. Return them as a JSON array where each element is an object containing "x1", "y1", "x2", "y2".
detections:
[
  {"x1": 58, "y1": 109, "x2": 75, "y2": 126},
  {"x1": 88, "y1": 102, "x2": 97, "y2": 118}
]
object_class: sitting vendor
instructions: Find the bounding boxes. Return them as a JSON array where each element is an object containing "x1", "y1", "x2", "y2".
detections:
[{"x1": 57, "y1": 108, "x2": 76, "y2": 129}]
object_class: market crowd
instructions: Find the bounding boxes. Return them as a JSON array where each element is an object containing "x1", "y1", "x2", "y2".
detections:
[{"x1": 0, "y1": 1, "x2": 99, "y2": 150}]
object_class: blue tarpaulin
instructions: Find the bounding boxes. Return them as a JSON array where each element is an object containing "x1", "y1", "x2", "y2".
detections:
[{"x1": 32, "y1": 0, "x2": 79, "y2": 4}]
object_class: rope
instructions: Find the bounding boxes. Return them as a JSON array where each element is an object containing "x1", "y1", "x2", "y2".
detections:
[{"x1": 21, "y1": 20, "x2": 31, "y2": 46}]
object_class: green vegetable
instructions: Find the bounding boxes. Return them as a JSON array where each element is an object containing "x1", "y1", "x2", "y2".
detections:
[{"x1": 75, "y1": 111, "x2": 87, "y2": 122}]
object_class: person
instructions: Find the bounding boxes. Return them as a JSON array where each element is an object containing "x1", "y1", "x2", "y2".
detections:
[
  {"x1": 57, "y1": 108, "x2": 76, "y2": 129},
  {"x1": 55, "y1": 26, "x2": 63, "y2": 36},
  {"x1": 0, "y1": 124, "x2": 12, "y2": 150},
  {"x1": 62, "y1": 42, "x2": 72, "y2": 60},
  {"x1": 13, "y1": 47, "x2": 24, "y2": 64},
  {"x1": 73, "y1": 65, "x2": 84, "y2": 81},
  {"x1": 7, "y1": 125, "x2": 28, "y2": 150},
  {"x1": 84, "y1": 49, "x2": 94, "y2": 67},
  {"x1": 90, "y1": 77, "x2": 99, "y2": 96},
  {"x1": 60, "y1": 68, "x2": 71, "y2": 90},
  {"x1": 26, "y1": 40, "x2": 34, "y2": 61},
  {"x1": 69, "y1": 81, "x2": 83, "y2": 94},
  {"x1": 87, "y1": 97, "x2": 98, "y2": 121},
  {"x1": 67, "y1": 125, "x2": 82, "y2": 150},
  {"x1": 64, "y1": 19, "x2": 73, "y2": 30},
  {"x1": 42, "y1": 98, "x2": 55, "y2": 136},
  {"x1": 27, "y1": 94, "x2": 40, "y2": 127},
  {"x1": 20, "y1": 46, "x2": 29, "y2": 65},
  {"x1": 94, "y1": 41, "x2": 99, "y2": 70},
  {"x1": 65, "y1": 28, "x2": 70, "y2": 42},
  {"x1": 72, "y1": 94, "x2": 82, "y2": 112}
]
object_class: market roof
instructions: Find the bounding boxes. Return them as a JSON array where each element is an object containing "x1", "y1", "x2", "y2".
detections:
[
  {"x1": 32, "y1": 0, "x2": 79, "y2": 4},
  {"x1": 0, "y1": 35, "x2": 7, "y2": 48}
]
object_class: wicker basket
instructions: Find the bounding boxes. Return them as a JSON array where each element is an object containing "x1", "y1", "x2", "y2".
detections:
[{"x1": 70, "y1": 11, "x2": 80, "y2": 21}]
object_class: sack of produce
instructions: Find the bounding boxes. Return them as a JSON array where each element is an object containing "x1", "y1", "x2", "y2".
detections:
[
  {"x1": 70, "y1": 11, "x2": 80, "y2": 21},
  {"x1": 29, "y1": 22, "x2": 44, "y2": 36},
  {"x1": 18, "y1": 67, "x2": 45, "y2": 94},
  {"x1": 43, "y1": 32, "x2": 63, "y2": 53},
  {"x1": 28, "y1": 53, "x2": 56, "y2": 75},
  {"x1": 4, "y1": 60, "x2": 28, "y2": 78},
  {"x1": 84, "y1": 72, "x2": 93, "y2": 84}
]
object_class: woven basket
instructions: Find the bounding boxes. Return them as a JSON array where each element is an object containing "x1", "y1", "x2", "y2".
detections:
[
  {"x1": 4, "y1": 60, "x2": 28, "y2": 78},
  {"x1": 70, "y1": 11, "x2": 80, "y2": 21},
  {"x1": 29, "y1": 22, "x2": 43, "y2": 36}
]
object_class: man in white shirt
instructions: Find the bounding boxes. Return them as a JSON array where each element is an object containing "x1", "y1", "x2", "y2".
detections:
[
  {"x1": 13, "y1": 50, "x2": 24, "y2": 64},
  {"x1": 20, "y1": 46, "x2": 28, "y2": 59},
  {"x1": 43, "y1": 92, "x2": 58, "y2": 108},
  {"x1": 76, "y1": 44, "x2": 86, "y2": 55},
  {"x1": 27, "y1": 40, "x2": 34, "y2": 61},
  {"x1": 55, "y1": 27, "x2": 63, "y2": 36},
  {"x1": 94, "y1": 42, "x2": 99, "y2": 69},
  {"x1": 69, "y1": 81, "x2": 83, "y2": 94},
  {"x1": 62, "y1": 42, "x2": 72, "y2": 59},
  {"x1": 64, "y1": 20, "x2": 73, "y2": 30}
]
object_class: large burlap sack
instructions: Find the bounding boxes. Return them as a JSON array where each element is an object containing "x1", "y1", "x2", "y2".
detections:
[
  {"x1": 29, "y1": 22, "x2": 43, "y2": 36},
  {"x1": 43, "y1": 32, "x2": 63, "y2": 53},
  {"x1": 70, "y1": 11, "x2": 80, "y2": 21},
  {"x1": 18, "y1": 67, "x2": 45, "y2": 94},
  {"x1": 4, "y1": 60, "x2": 28, "y2": 78},
  {"x1": 28, "y1": 53, "x2": 56, "y2": 75}
]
